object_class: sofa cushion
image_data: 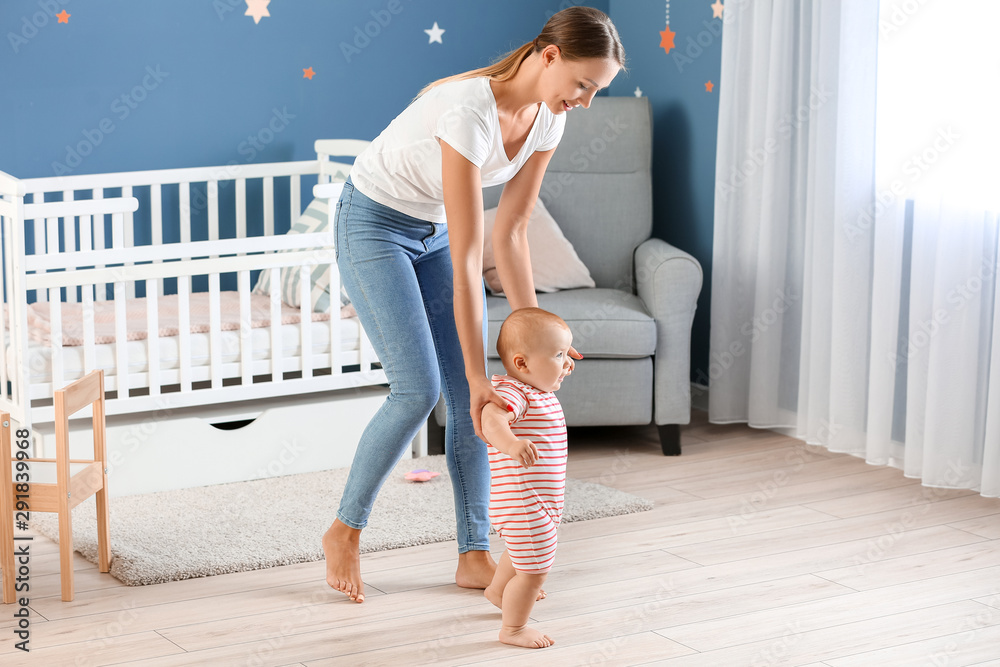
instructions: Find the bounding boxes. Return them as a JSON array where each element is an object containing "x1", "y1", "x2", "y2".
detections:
[
  {"x1": 486, "y1": 288, "x2": 656, "y2": 359},
  {"x1": 482, "y1": 197, "x2": 595, "y2": 295}
]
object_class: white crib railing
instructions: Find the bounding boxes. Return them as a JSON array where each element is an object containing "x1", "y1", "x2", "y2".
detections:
[
  {"x1": 20, "y1": 159, "x2": 346, "y2": 302},
  {"x1": 0, "y1": 147, "x2": 384, "y2": 430}
]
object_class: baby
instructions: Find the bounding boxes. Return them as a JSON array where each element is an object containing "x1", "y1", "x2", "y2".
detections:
[{"x1": 481, "y1": 307, "x2": 573, "y2": 649}]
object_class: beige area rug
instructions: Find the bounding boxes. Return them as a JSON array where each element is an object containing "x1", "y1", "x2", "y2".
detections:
[{"x1": 30, "y1": 454, "x2": 653, "y2": 586}]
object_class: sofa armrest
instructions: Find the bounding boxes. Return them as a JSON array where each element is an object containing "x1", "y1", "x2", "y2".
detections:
[{"x1": 635, "y1": 238, "x2": 703, "y2": 425}]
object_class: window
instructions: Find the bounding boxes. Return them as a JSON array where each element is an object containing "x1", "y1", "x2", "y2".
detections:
[{"x1": 876, "y1": 0, "x2": 1000, "y2": 209}]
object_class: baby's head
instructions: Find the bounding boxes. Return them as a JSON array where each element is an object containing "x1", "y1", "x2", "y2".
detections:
[{"x1": 496, "y1": 307, "x2": 573, "y2": 392}]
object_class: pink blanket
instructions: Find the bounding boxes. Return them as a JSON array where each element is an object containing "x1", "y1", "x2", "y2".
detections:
[{"x1": 22, "y1": 292, "x2": 355, "y2": 347}]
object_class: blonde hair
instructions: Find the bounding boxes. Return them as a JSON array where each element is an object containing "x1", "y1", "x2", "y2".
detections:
[
  {"x1": 496, "y1": 307, "x2": 571, "y2": 366},
  {"x1": 416, "y1": 6, "x2": 626, "y2": 98}
]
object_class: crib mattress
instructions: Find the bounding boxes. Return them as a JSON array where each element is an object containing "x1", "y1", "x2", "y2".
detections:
[{"x1": 6, "y1": 317, "x2": 364, "y2": 384}]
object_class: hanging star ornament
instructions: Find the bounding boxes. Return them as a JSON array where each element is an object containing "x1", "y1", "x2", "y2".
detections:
[
  {"x1": 659, "y1": 25, "x2": 676, "y2": 54},
  {"x1": 660, "y1": 1, "x2": 675, "y2": 54},
  {"x1": 424, "y1": 22, "x2": 445, "y2": 44},
  {"x1": 245, "y1": 0, "x2": 270, "y2": 25}
]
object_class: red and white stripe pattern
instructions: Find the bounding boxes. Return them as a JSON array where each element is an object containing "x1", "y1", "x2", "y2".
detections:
[{"x1": 487, "y1": 374, "x2": 568, "y2": 573}]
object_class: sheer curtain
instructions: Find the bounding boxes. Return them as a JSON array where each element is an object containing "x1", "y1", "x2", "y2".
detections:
[{"x1": 709, "y1": 0, "x2": 1000, "y2": 497}]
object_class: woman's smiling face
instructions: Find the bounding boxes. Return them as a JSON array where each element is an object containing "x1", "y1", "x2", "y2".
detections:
[{"x1": 539, "y1": 47, "x2": 621, "y2": 115}]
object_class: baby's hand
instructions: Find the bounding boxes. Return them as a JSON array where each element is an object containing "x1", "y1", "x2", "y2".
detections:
[{"x1": 507, "y1": 439, "x2": 539, "y2": 469}]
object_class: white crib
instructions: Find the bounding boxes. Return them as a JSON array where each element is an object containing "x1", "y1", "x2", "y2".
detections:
[{"x1": 0, "y1": 141, "x2": 416, "y2": 495}]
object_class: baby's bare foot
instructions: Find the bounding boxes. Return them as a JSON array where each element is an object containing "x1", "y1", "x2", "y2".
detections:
[
  {"x1": 322, "y1": 522, "x2": 364, "y2": 603},
  {"x1": 499, "y1": 626, "x2": 555, "y2": 649}
]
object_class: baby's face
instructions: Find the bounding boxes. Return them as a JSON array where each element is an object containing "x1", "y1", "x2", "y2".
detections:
[{"x1": 521, "y1": 323, "x2": 574, "y2": 392}]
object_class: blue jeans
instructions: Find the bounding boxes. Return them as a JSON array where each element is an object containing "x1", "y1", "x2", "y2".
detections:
[{"x1": 333, "y1": 178, "x2": 491, "y2": 553}]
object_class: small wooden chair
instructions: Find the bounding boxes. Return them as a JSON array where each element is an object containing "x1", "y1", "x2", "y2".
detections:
[{"x1": 1, "y1": 370, "x2": 111, "y2": 602}]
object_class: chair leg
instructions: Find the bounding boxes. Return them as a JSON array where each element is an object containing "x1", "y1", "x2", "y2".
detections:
[
  {"x1": 1, "y1": 415, "x2": 15, "y2": 604},
  {"x1": 658, "y1": 424, "x2": 681, "y2": 456},
  {"x1": 92, "y1": 372, "x2": 111, "y2": 574},
  {"x1": 96, "y1": 485, "x2": 111, "y2": 574},
  {"x1": 0, "y1": 515, "x2": 13, "y2": 604},
  {"x1": 58, "y1": 503, "x2": 74, "y2": 602}
]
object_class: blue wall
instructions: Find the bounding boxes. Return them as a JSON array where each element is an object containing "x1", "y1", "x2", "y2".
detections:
[
  {"x1": 1, "y1": 0, "x2": 717, "y2": 382},
  {"x1": 609, "y1": 0, "x2": 721, "y2": 385},
  {"x1": 0, "y1": 0, "x2": 607, "y2": 176}
]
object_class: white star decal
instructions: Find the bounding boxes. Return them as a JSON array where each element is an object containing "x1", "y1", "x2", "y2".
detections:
[
  {"x1": 424, "y1": 22, "x2": 445, "y2": 44},
  {"x1": 245, "y1": 0, "x2": 270, "y2": 24}
]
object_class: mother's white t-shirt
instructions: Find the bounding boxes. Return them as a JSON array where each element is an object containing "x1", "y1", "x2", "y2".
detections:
[{"x1": 349, "y1": 77, "x2": 566, "y2": 224}]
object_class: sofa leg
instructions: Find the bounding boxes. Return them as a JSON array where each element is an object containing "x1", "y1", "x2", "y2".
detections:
[{"x1": 658, "y1": 424, "x2": 681, "y2": 456}]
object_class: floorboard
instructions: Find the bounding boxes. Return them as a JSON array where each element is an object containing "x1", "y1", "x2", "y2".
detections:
[{"x1": 3, "y1": 411, "x2": 998, "y2": 666}]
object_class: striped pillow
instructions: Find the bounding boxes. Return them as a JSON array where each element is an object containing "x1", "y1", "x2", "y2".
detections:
[{"x1": 251, "y1": 198, "x2": 351, "y2": 313}]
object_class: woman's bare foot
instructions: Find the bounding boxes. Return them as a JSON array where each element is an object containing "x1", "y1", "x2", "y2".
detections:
[
  {"x1": 322, "y1": 520, "x2": 365, "y2": 603},
  {"x1": 499, "y1": 626, "x2": 555, "y2": 649},
  {"x1": 455, "y1": 550, "x2": 497, "y2": 589}
]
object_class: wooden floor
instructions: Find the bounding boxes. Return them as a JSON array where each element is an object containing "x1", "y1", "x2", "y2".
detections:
[{"x1": 4, "y1": 410, "x2": 1000, "y2": 666}]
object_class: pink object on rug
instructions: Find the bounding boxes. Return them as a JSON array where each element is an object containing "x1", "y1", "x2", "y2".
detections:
[{"x1": 404, "y1": 469, "x2": 441, "y2": 482}]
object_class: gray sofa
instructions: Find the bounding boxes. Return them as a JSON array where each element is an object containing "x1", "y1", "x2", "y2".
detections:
[{"x1": 433, "y1": 96, "x2": 702, "y2": 455}]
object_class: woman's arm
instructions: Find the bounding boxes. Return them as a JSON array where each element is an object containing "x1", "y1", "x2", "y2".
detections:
[
  {"x1": 493, "y1": 147, "x2": 584, "y2": 370},
  {"x1": 491, "y1": 147, "x2": 557, "y2": 311},
  {"x1": 440, "y1": 139, "x2": 509, "y2": 438}
]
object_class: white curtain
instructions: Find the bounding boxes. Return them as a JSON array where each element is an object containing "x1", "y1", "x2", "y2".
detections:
[{"x1": 709, "y1": 0, "x2": 1000, "y2": 496}]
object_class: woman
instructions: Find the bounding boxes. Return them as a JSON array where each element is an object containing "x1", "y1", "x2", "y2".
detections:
[{"x1": 323, "y1": 6, "x2": 625, "y2": 603}]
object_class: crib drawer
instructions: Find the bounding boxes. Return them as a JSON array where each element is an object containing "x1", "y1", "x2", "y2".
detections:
[{"x1": 30, "y1": 386, "x2": 418, "y2": 497}]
